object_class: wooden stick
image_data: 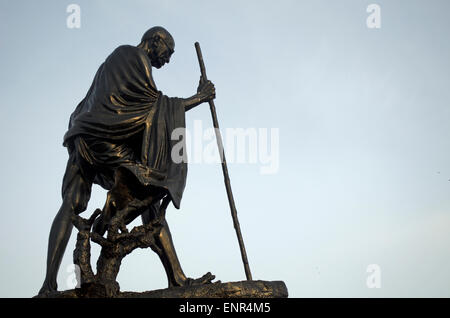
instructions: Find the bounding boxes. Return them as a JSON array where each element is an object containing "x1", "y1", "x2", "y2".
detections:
[{"x1": 195, "y1": 42, "x2": 253, "y2": 281}]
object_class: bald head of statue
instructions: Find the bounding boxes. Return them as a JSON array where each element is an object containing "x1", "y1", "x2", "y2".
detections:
[{"x1": 137, "y1": 26, "x2": 175, "y2": 69}]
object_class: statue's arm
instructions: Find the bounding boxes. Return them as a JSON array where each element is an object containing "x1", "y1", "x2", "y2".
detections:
[
  {"x1": 182, "y1": 94, "x2": 204, "y2": 112},
  {"x1": 181, "y1": 78, "x2": 216, "y2": 112}
]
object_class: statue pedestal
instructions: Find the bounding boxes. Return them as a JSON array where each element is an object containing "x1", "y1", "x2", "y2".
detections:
[{"x1": 35, "y1": 280, "x2": 288, "y2": 298}]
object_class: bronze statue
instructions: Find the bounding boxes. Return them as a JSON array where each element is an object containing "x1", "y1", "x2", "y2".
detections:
[{"x1": 39, "y1": 26, "x2": 216, "y2": 295}]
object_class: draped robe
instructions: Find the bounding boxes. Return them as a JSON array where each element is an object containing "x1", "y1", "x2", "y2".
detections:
[{"x1": 63, "y1": 45, "x2": 187, "y2": 209}]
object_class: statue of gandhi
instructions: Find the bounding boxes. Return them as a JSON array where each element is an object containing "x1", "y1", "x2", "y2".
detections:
[{"x1": 39, "y1": 26, "x2": 216, "y2": 294}]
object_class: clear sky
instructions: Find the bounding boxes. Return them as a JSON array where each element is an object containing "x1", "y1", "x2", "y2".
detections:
[{"x1": 1, "y1": 0, "x2": 449, "y2": 297}]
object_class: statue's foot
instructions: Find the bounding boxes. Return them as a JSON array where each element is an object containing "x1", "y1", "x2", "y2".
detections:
[
  {"x1": 184, "y1": 272, "x2": 218, "y2": 286},
  {"x1": 38, "y1": 281, "x2": 57, "y2": 295}
]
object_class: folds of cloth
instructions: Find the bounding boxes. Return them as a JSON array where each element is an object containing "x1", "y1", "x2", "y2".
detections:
[{"x1": 63, "y1": 45, "x2": 188, "y2": 209}]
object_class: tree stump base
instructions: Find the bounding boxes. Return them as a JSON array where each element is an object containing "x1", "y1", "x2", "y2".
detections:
[{"x1": 34, "y1": 280, "x2": 288, "y2": 298}]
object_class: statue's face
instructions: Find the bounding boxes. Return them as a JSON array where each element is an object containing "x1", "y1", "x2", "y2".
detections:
[{"x1": 150, "y1": 35, "x2": 175, "y2": 69}]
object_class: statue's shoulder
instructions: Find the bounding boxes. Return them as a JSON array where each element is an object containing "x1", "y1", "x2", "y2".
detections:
[
  {"x1": 111, "y1": 45, "x2": 146, "y2": 58},
  {"x1": 108, "y1": 45, "x2": 150, "y2": 67}
]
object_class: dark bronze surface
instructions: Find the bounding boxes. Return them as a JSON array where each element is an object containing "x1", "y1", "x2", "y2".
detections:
[
  {"x1": 35, "y1": 280, "x2": 288, "y2": 298},
  {"x1": 39, "y1": 27, "x2": 216, "y2": 296},
  {"x1": 38, "y1": 27, "x2": 286, "y2": 298}
]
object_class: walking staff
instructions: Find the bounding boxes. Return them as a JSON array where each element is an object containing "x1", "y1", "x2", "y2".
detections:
[{"x1": 194, "y1": 42, "x2": 253, "y2": 281}]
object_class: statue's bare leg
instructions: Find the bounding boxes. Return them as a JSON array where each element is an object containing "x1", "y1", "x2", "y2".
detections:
[
  {"x1": 39, "y1": 203, "x2": 74, "y2": 294},
  {"x1": 92, "y1": 191, "x2": 117, "y2": 236},
  {"x1": 39, "y1": 158, "x2": 92, "y2": 294},
  {"x1": 93, "y1": 169, "x2": 138, "y2": 236},
  {"x1": 141, "y1": 207, "x2": 215, "y2": 287}
]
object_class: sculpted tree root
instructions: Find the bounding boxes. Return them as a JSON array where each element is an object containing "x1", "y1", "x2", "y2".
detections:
[{"x1": 70, "y1": 196, "x2": 167, "y2": 298}]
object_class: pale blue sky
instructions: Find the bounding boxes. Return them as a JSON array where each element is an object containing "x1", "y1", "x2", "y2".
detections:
[{"x1": 0, "y1": 0, "x2": 449, "y2": 297}]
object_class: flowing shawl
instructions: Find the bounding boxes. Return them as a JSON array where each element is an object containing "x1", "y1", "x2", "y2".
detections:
[{"x1": 63, "y1": 45, "x2": 187, "y2": 208}]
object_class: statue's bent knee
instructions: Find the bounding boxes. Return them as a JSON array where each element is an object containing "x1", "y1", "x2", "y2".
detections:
[{"x1": 61, "y1": 190, "x2": 89, "y2": 216}]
